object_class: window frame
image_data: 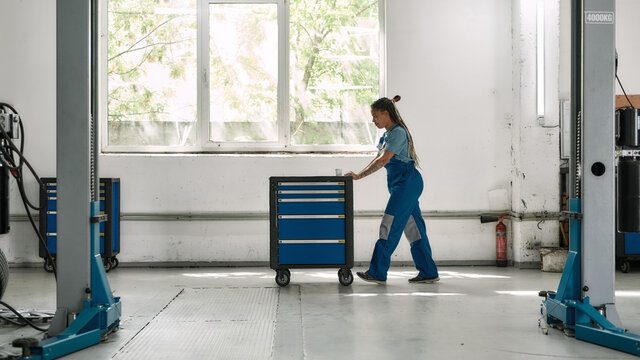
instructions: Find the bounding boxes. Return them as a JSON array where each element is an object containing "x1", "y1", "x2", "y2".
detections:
[{"x1": 100, "y1": 0, "x2": 386, "y2": 153}]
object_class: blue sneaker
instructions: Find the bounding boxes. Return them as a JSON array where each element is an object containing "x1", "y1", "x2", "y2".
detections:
[{"x1": 356, "y1": 271, "x2": 386, "y2": 285}]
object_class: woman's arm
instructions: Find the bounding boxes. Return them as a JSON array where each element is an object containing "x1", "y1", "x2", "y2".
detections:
[{"x1": 346, "y1": 150, "x2": 395, "y2": 180}]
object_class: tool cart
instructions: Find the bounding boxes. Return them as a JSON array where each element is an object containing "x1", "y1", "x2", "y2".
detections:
[
  {"x1": 39, "y1": 177, "x2": 121, "y2": 272},
  {"x1": 270, "y1": 176, "x2": 354, "y2": 286}
]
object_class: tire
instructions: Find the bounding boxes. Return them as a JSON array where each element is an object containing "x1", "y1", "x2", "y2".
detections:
[
  {"x1": 111, "y1": 257, "x2": 119, "y2": 269},
  {"x1": 103, "y1": 257, "x2": 112, "y2": 273},
  {"x1": 621, "y1": 261, "x2": 631, "y2": 273},
  {"x1": 43, "y1": 257, "x2": 55, "y2": 273},
  {"x1": 275, "y1": 269, "x2": 290, "y2": 287},
  {"x1": 338, "y1": 269, "x2": 353, "y2": 286},
  {"x1": 0, "y1": 248, "x2": 8, "y2": 300}
]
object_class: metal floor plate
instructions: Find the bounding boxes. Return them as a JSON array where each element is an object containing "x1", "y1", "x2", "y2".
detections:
[{"x1": 113, "y1": 287, "x2": 279, "y2": 360}]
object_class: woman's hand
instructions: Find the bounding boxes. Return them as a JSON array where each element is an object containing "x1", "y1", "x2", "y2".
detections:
[{"x1": 346, "y1": 171, "x2": 361, "y2": 180}]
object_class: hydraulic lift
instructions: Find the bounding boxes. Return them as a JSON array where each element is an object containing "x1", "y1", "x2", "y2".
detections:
[
  {"x1": 12, "y1": 1, "x2": 121, "y2": 359},
  {"x1": 540, "y1": 0, "x2": 640, "y2": 356}
]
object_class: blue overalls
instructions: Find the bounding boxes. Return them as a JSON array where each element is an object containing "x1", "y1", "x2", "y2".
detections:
[{"x1": 367, "y1": 126, "x2": 439, "y2": 281}]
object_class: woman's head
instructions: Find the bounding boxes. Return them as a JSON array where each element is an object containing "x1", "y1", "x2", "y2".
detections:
[
  {"x1": 370, "y1": 95, "x2": 402, "y2": 129},
  {"x1": 370, "y1": 95, "x2": 420, "y2": 167}
]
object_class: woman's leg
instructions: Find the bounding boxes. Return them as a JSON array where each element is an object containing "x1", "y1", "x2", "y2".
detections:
[
  {"x1": 405, "y1": 202, "x2": 439, "y2": 278},
  {"x1": 367, "y1": 184, "x2": 417, "y2": 281}
]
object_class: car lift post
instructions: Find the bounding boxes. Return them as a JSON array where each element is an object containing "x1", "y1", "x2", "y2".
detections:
[
  {"x1": 13, "y1": 0, "x2": 122, "y2": 359},
  {"x1": 541, "y1": 0, "x2": 640, "y2": 356}
]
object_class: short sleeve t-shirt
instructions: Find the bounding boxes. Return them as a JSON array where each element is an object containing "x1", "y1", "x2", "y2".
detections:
[{"x1": 377, "y1": 124, "x2": 412, "y2": 163}]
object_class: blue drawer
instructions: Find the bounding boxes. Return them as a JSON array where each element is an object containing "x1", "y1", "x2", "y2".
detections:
[
  {"x1": 278, "y1": 218, "x2": 345, "y2": 240},
  {"x1": 47, "y1": 199, "x2": 57, "y2": 211},
  {"x1": 278, "y1": 201, "x2": 345, "y2": 215},
  {"x1": 279, "y1": 243, "x2": 345, "y2": 265},
  {"x1": 278, "y1": 185, "x2": 344, "y2": 191},
  {"x1": 625, "y1": 233, "x2": 640, "y2": 255},
  {"x1": 46, "y1": 236, "x2": 57, "y2": 254},
  {"x1": 46, "y1": 214, "x2": 56, "y2": 232}
]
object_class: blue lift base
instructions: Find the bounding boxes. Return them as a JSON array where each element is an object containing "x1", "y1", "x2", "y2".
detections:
[
  {"x1": 19, "y1": 202, "x2": 121, "y2": 360},
  {"x1": 26, "y1": 299, "x2": 121, "y2": 360},
  {"x1": 542, "y1": 296, "x2": 640, "y2": 356},
  {"x1": 541, "y1": 199, "x2": 640, "y2": 357}
]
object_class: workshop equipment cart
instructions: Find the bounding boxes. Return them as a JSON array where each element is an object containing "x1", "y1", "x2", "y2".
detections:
[
  {"x1": 270, "y1": 176, "x2": 354, "y2": 286},
  {"x1": 39, "y1": 177, "x2": 121, "y2": 272},
  {"x1": 616, "y1": 232, "x2": 640, "y2": 273}
]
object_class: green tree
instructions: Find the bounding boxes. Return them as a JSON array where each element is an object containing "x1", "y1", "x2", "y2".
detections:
[
  {"x1": 108, "y1": 0, "x2": 197, "y2": 146},
  {"x1": 107, "y1": 0, "x2": 379, "y2": 147},
  {"x1": 289, "y1": 0, "x2": 379, "y2": 145},
  {"x1": 208, "y1": 4, "x2": 278, "y2": 142}
]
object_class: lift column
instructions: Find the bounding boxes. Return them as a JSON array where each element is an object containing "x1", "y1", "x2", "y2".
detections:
[
  {"x1": 541, "y1": 0, "x2": 640, "y2": 356},
  {"x1": 581, "y1": 0, "x2": 619, "y2": 325},
  {"x1": 50, "y1": 0, "x2": 95, "y2": 335}
]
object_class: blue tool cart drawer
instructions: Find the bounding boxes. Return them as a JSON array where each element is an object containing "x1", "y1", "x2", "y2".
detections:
[
  {"x1": 39, "y1": 177, "x2": 121, "y2": 273},
  {"x1": 278, "y1": 242, "x2": 346, "y2": 265},
  {"x1": 270, "y1": 176, "x2": 354, "y2": 286}
]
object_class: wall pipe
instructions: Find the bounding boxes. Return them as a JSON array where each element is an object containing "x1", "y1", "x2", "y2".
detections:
[{"x1": 8, "y1": 210, "x2": 560, "y2": 222}]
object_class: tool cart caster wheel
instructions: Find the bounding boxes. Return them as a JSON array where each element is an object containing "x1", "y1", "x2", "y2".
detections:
[
  {"x1": 275, "y1": 269, "x2": 290, "y2": 287},
  {"x1": 111, "y1": 257, "x2": 119, "y2": 269},
  {"x1": 103, "y1": 258, "x2": 112, "y2": 273},
  {"x1": 620, "y1": 261, "x2": 631, "y2": 273},
  {"x1": 43, "y1": 258, "x2": 55, "y2": 273},
  {"x1": 338, "y1": 269, "x2": 353, "y2": 286}
]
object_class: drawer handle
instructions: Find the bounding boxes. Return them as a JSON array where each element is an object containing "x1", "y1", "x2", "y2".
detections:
[
  {"x1": 278, "y1": 190, "x2": 344, "y2": 194},
  {"x1": 278, "y1": 215, "x2": 345, "y2": 219},
  {"x1": 278, "y1": 198, "x2": 344, "y2": 202},
  {"x1": 278, "y1": 182, "x2": 345, "y2": 186},
  {"x1": 279, "y1": 239, "x2": 345, "y2": 244}
]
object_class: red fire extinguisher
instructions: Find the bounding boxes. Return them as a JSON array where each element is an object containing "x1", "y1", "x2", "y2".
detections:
[{"x1": 496, "y1": 215, "x2": 507, "y2": 267}]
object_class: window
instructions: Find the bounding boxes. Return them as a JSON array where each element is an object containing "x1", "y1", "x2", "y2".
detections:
[
  {"x1": 105, "y1": 0, "x2": 383, "y2": 152},
  {"x1": 536, "y1": 0, "x2": 545, "y2": 120}
]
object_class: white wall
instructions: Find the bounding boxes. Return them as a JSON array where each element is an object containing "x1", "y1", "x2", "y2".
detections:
[
  {"x1": 0, "y1": 0, "x2": 57, "y2": 263},
  {"x1": 510, "y1": 0, "x2": 561, "y2": 266},
  {"x1": 616, "y1": 0, "x2": 640, "y2": 96},
  {"x1": 559, "y1": 0, "x2": 640, "y2": 102},
  {"x1": 0, "y1": 0, "x2": 563, "y2": 267}
]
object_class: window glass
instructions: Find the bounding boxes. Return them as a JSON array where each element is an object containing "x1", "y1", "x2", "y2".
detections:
[
  {"x1": 106, "y1": 0, "x2": 381, "y2": 151},
  {"x1": 289, "y1": 0, "x2": 379, "y2": 146},
  {"x1": 209, "y1": 3, "x2": 279, "y2": 142},
  {"x1": 107, "y1": 0, "x2": 198, "y2": 146}
]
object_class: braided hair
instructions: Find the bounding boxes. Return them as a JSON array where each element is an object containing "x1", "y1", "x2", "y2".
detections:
[{"x1": 371, "y1": 95, "x2": 420, "y2": 168}]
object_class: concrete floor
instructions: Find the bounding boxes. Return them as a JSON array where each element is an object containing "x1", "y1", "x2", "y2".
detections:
[{"x1": 0, "y1": 266, "x2": 639, "y2": 359}]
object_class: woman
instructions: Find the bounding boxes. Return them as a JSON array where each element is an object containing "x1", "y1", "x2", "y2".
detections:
[{"x1": 346, "y1": 95, "x2": 439, "y2": 284}]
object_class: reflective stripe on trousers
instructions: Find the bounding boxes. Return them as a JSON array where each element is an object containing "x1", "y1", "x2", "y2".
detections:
[{"x1": 367, "y1": 158, "x2": 439, "y2": 281}]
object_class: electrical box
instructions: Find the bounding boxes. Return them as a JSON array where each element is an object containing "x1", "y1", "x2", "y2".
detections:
[{"x1": 0, "y1": 113, "x2": 19, "y2": 139}]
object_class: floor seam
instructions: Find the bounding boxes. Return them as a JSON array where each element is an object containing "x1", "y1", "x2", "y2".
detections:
[
  {"x1": 270, "y1": 287, "x2": 281, "y2": 360},
  {"x1": 111, "y1": 288, "x2": 185, "y2": 357},
  {"x1": 299, "y1": 284, "x2": 306, "y2": 360}
]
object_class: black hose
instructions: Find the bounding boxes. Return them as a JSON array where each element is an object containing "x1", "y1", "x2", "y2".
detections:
[
  {"x1": 0, "y1": 314, "x2": 30, "y2": 327},
  {"x1": 617, "y1": 74, "x2": 635, "y2": 108},
  {"x1": 0, "y1": 301, "x2": 48, "y2": 332},
  {"x1": 0, "y1": 103, "x2": 56, "y2": 278}
]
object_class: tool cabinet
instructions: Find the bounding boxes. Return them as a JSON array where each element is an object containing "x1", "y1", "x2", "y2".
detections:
[
  {"x1": 39, "y1": 177, "x2": 121, "y2": 272},
  {"x1": 270, "y1": 176, "x2": 353, "y2": 286}
]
